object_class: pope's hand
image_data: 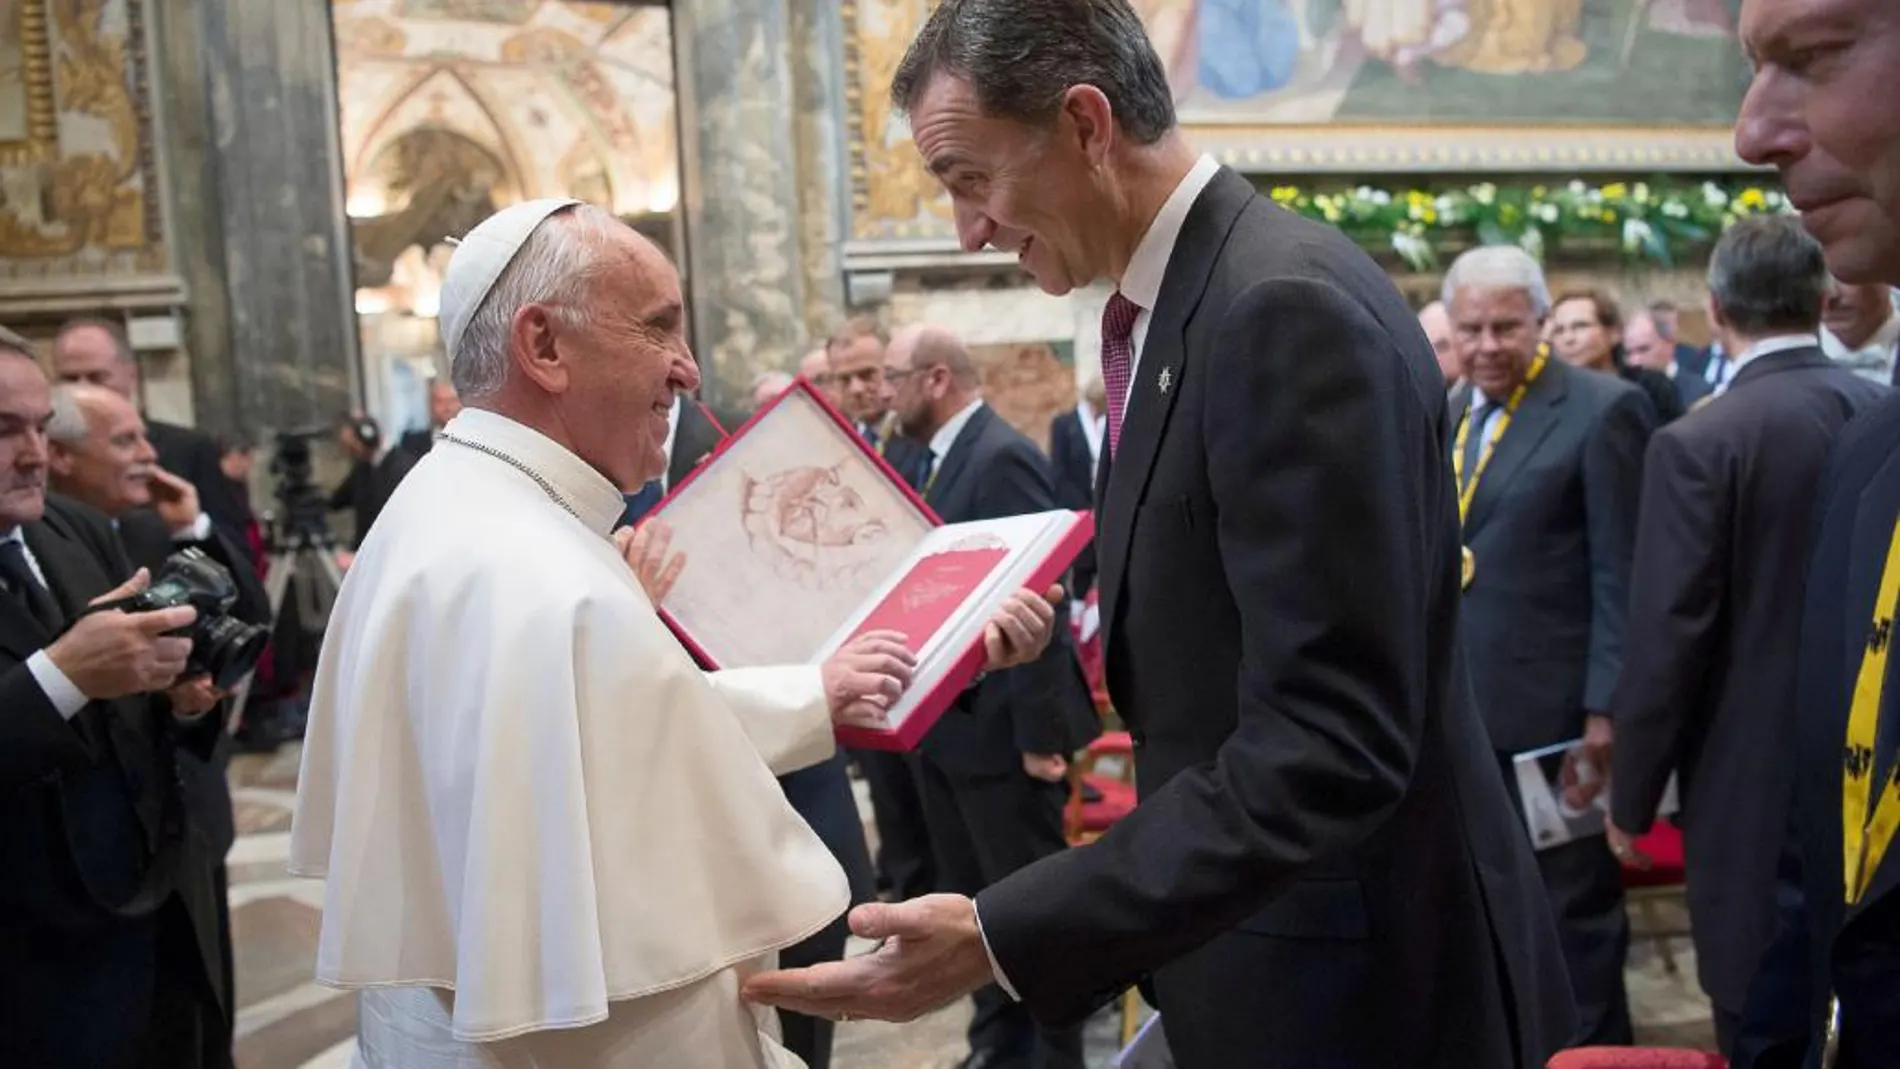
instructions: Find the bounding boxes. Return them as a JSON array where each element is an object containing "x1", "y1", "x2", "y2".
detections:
[
  {"x1": 615, "y1": 520, "x2": 687, "y2": 604},
  {"x1": 821, "y1": 630, "x2": 916, "y2": 730},
  {"x1": 983, "y1": 585, "x2": 1061, "y2": 670},
  {"x1": 743, "y1": 894, "x2": 994, "y2": 1023}
]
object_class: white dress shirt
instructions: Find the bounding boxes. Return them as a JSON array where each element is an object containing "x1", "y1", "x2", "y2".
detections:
[
  {"x1": 1711, "y1": 333, "x2": 1822, "y2": 397},
  {"x1": 1, "y1": 527, "x2": 89, "y2": 718},
  {"x1": 1116, "y1": 154, "x2": 1222, "y2": 384},
  {"x1": 977, "y1": 154, "x2": 1223, "y2": 1002},
  {"x1": 1821, "y1": 310, "x2": 1900, "y2": 386},
  {"x1": 1074, "y1": 398, "x2": 1106, "y2": 469}
]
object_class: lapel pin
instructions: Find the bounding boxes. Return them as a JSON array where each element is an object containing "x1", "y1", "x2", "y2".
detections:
[{"x1": 1157, "y1": 366, "x2": 1174, "y2": 395}]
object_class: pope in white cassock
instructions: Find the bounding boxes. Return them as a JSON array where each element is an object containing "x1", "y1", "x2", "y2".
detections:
[{"x1": 287, "y1": 198, "x2": 1059, "y2": 1069}]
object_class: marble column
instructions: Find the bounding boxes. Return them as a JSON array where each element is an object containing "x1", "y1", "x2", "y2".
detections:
[
  {"x1": 672, "y1": 0, "x2": 832, "y2": 412},
  {"x1": 787, "y1": 0, "x2": 851, "y2": 342},
  {"x1": 174, "y1": 0, "x2": 360, "y2": 439}
]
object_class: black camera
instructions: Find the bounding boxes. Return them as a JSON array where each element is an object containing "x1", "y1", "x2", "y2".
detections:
[{"x1": 127, "y1": 549, "x2": 270, "y2": 691}]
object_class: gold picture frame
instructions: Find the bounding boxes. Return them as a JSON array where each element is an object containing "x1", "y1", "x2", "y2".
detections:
[{"x1": 0, "y1": 0, "x2": 58, "y2": 166}]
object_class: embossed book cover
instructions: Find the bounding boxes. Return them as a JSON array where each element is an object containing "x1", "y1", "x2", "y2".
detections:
[{"x1": 645, "y1": 379, "x2": 1089, "y2": 750}]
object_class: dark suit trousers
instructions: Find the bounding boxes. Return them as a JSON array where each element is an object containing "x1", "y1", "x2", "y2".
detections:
[
  {"x1": 141, "y1": 896, "x2": 234, "y2": 1069},
  {"x1": 777, "y1": 910, "x2": 850, "y2": 1069},
  {"x1": 913, "y1": 753, "x2": 1083, "y2": 1069},
  {"x1": 854, "y1": 747, "x2": 936, "y2": 900},
  {"x1": 1498, "y1": 754, "x2": 1634, "y2": 1047}
]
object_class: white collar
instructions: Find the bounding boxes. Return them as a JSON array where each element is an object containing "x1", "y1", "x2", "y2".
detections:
[
  {"x1": 1075, "y1": 400, "x2": 1105, "y2": 461},
  {"x1": 439, "y1": 407, "x2": 626, "y2": 538},
  {"x1": 929, "y1": 398, "x2": 986, "y2": 462},
  {"x1": 1719, "y1": 333, "x2": 1819, "y2": 394},
  {"x1": 1117, "y1": 154, "x2": 1221, "y2": 312}
]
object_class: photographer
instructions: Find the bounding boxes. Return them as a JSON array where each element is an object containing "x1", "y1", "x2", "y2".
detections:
[
  {"x1": 328, "y1": 412, "x2": 416, "y2": 553},
  {"x1": 1, "y1": 337, "x2": 236, "y2": 1067},
  {"x1": 45, "y1": 382, "x2": 274, "y2": 1064}
]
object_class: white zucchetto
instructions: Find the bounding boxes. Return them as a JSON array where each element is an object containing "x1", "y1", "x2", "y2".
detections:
[{"x1": 438, "y1": 197, "x2": 582, "y2": 361}]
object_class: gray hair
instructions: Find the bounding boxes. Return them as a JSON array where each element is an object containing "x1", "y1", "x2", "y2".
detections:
[
  {"x1": 46, "y1": 384, "x2": 93, "y2": 445},
  {"x1": 450, "y1": 204, "x2": 623, "y2": 401},
  {"x1": 1441, "y1": 246, "x2": 1552, "y2": 317},
  {"x1": 890, "y1": 0, "x2": 1176, "y2": 145},
  {"x1": 1707, "y1": 214, "x2": 1830, "y2": 336}
]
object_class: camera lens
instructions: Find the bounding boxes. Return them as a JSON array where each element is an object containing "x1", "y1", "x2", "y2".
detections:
[{"x1": 194, "y1": 615, "x2": 270, "y2": 691}]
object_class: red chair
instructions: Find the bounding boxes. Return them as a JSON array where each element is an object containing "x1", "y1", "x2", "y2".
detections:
[
  {"x1": 1621, "y1": 819, "x2": 1689, "y2": 975},
  {"x1": 1548, "y1": 1048, "x2": 1725, "y2": 1069},
  {"x1": 1064, "y1": 731, "x2": 1137, "y2": 844}
]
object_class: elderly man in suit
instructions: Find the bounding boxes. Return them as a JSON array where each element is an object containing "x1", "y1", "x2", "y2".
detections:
[
  {"x1": 1610, "y1": 215, "x2": 1887, "y2": 1058},
  {"x1": 1445, "y1": 245, "x2": 1655, "y2": 1046},
  {"x1": 1625, "y1": 310, "x2": 1715, "y2": 410},
  {"x1": 745, "y1": 3, "x2": 1575, "y2": 1065},
  {"x1": 0, "y1": 336, "x2": 226, "y2": 1067},
  {"x1": 51, "y1": 319, "x2": 254, "y2": 559},
  {"x1": 45, "y1": 381, "x2": 277, "y2": 1067},
  {"x1": 1728, "y1": 0, "x2": 1900, "y2": 1063}
]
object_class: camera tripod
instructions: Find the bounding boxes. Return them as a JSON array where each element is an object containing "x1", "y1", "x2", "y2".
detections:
[{"x1": 225, "y1": 515, "x2": 346, "y2": 732}]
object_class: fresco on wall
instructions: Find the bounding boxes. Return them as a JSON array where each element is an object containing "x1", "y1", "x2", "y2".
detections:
[
  {"x1": 0, "y1": 0, "x2": 174, "y2": 313},
  {"x1": 844, "y1": 0, "x2": 1750, "y2": 245},
  {"x1": 1139, "y1": 0, "x2": 1744, "y2": 124}
]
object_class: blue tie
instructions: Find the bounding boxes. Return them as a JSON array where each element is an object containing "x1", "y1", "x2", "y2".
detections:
[{"x1": 620, "y1": 481, "x2": 664, "y2": 528}]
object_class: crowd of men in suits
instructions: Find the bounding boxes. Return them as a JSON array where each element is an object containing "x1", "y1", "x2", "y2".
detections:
[{"x1": 1417, "y1": 218, "x2": 1899, "y2": 1058}]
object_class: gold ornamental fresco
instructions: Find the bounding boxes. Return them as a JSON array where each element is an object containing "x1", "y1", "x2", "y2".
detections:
[
  {"x1": 844, "y1": 0, "x2": 1751, "y2": 244},
  {"x1": 0, "y1": 0, "x2": 170, "y2": 295}
]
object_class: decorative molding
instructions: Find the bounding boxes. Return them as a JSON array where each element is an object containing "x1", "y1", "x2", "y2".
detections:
[
  {"x1": 0, "y1": 0, "x2": 59, "y2": 166},
  {"x1": 0, "y1": 0, "x2": 180, "y2": 309}
]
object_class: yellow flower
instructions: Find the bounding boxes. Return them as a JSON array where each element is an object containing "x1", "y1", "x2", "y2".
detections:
[
  {"x1": 1421, "y1": 208, "x2": 1439, "y2": 224},
  {"x1": 1271, "y1": 185, "x2": 1301, "y2": 204},
  {"x1": 1602, "y1": 183, "x2": 1629, "y2": 200},
  {"x1": 1737, "y1": 188, "x2": 1768, "y2": 210}
]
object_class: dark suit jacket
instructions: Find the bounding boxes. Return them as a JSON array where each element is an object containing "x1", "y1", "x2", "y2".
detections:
[
  {"x1": 398, "y1": 428, "x2": 434, "y2": 460},
  {"x1": 329, "y1": 449, "x2": 418, "y2": 549},
  {"x1": 669, "y1": 400, "x2": 726, "y2": 490},
  {"x1": 973, "y1": 168, "x2": 1574, "y2": 1069},
  {"x1": 1735, "y1": 392, "x2": 1900, "y2": 1069},
  {"x1": 1672, "y1": 364, "x2": 1715, "y2": 410},
  {"x1": 1612, "y1": 347, "x2": 1885, "y2": 1013},
  {"x1": 1450, "y1": 360, "x2": 1654, "y2": 753},
  {"x1": 0, "y1": 495, "x2": 220, "y2": 1066},
  {"x1": 1047, "y1": 406, "x2": 1099, "y2": 599},
  {"x1": 1678, "y1": 342, "x2": 1712, "y2": 380},
  {"x1": 146, "y1": 419, "x2": 251, "y2": 554},
  {"x1": 919, "y1": 404, "x2": 1099, "y2": 777},
  {"x1": 1624, "y1": 363, "x2": 1688, "y2": 423}
]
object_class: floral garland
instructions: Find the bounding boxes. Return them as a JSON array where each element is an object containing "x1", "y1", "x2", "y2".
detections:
[{"x1": 1261, "y1": 178, "x2": 1791, "y2": 271}]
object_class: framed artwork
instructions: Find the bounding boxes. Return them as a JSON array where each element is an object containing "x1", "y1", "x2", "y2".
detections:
[
  {"x1": 842, "y1": 0, "x2": 1752, "y2": 250},
  {"x1": 648, "y1": 379, "x2": 941, "y2": 668}
]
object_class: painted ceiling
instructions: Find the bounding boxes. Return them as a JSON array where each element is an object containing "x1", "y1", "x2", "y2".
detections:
[{"x1": 333, "y1": 0, "x2": 679, "y2": 222}]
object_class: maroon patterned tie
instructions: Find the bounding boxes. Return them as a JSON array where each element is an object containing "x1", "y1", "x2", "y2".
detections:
[{"x1": 1101, "y1": 292, "x2": 1141, "y2": 458}]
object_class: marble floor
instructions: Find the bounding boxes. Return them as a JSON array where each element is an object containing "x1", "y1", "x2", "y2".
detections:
[{"x1": 229, "y1": 745, "x2": 1717, "y2": 1068}]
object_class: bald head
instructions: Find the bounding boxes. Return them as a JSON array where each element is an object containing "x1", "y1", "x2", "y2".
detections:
[
  {"x1": 47, "y1": 382, "x2": 158, "y2": 517},
  {"x1": 885, "y1": 323, "x2": 980, "y2": 440}
]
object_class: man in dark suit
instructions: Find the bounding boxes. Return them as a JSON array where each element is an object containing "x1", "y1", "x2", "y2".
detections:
[
  {"x1": 820, "y1": 321, "x2": 941, "y2": 906},
  {"x1": 46, "y1": 381, "x2": 277, "y2": 1065},
  {"x1": 745, "y1": 4, "x2": 1575, "y2": 1064},
  {"x1": 327, "y1": 414, "x2": 417, "y2": 551},
  {"x1": 1725, "y1": 2, "x2": 1900, "y2": 1063},
  {"x1": 1445, "y1": 246, "x2": 1654, "y2": 1046},
  {"x1": 52, "y1": 318, "x2": 255, "y2": 557},
  {"x1": 884, "y1": 322, "x2": 1096, "y2": 1069},
  {"x1": 1609, "y1": 216, "x2": 1886, "y2": 1057},
  {"x1": 0, "y1": 338, "x2": 225, "y2": 1067},
  {"x1": 1046, "y1": 380, "x2": 1104, "y2": 601}
]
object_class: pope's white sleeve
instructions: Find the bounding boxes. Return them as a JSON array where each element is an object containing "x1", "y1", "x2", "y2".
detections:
[{"x1": 703, "y1": 665, "x2": 835, "y2": 776}]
